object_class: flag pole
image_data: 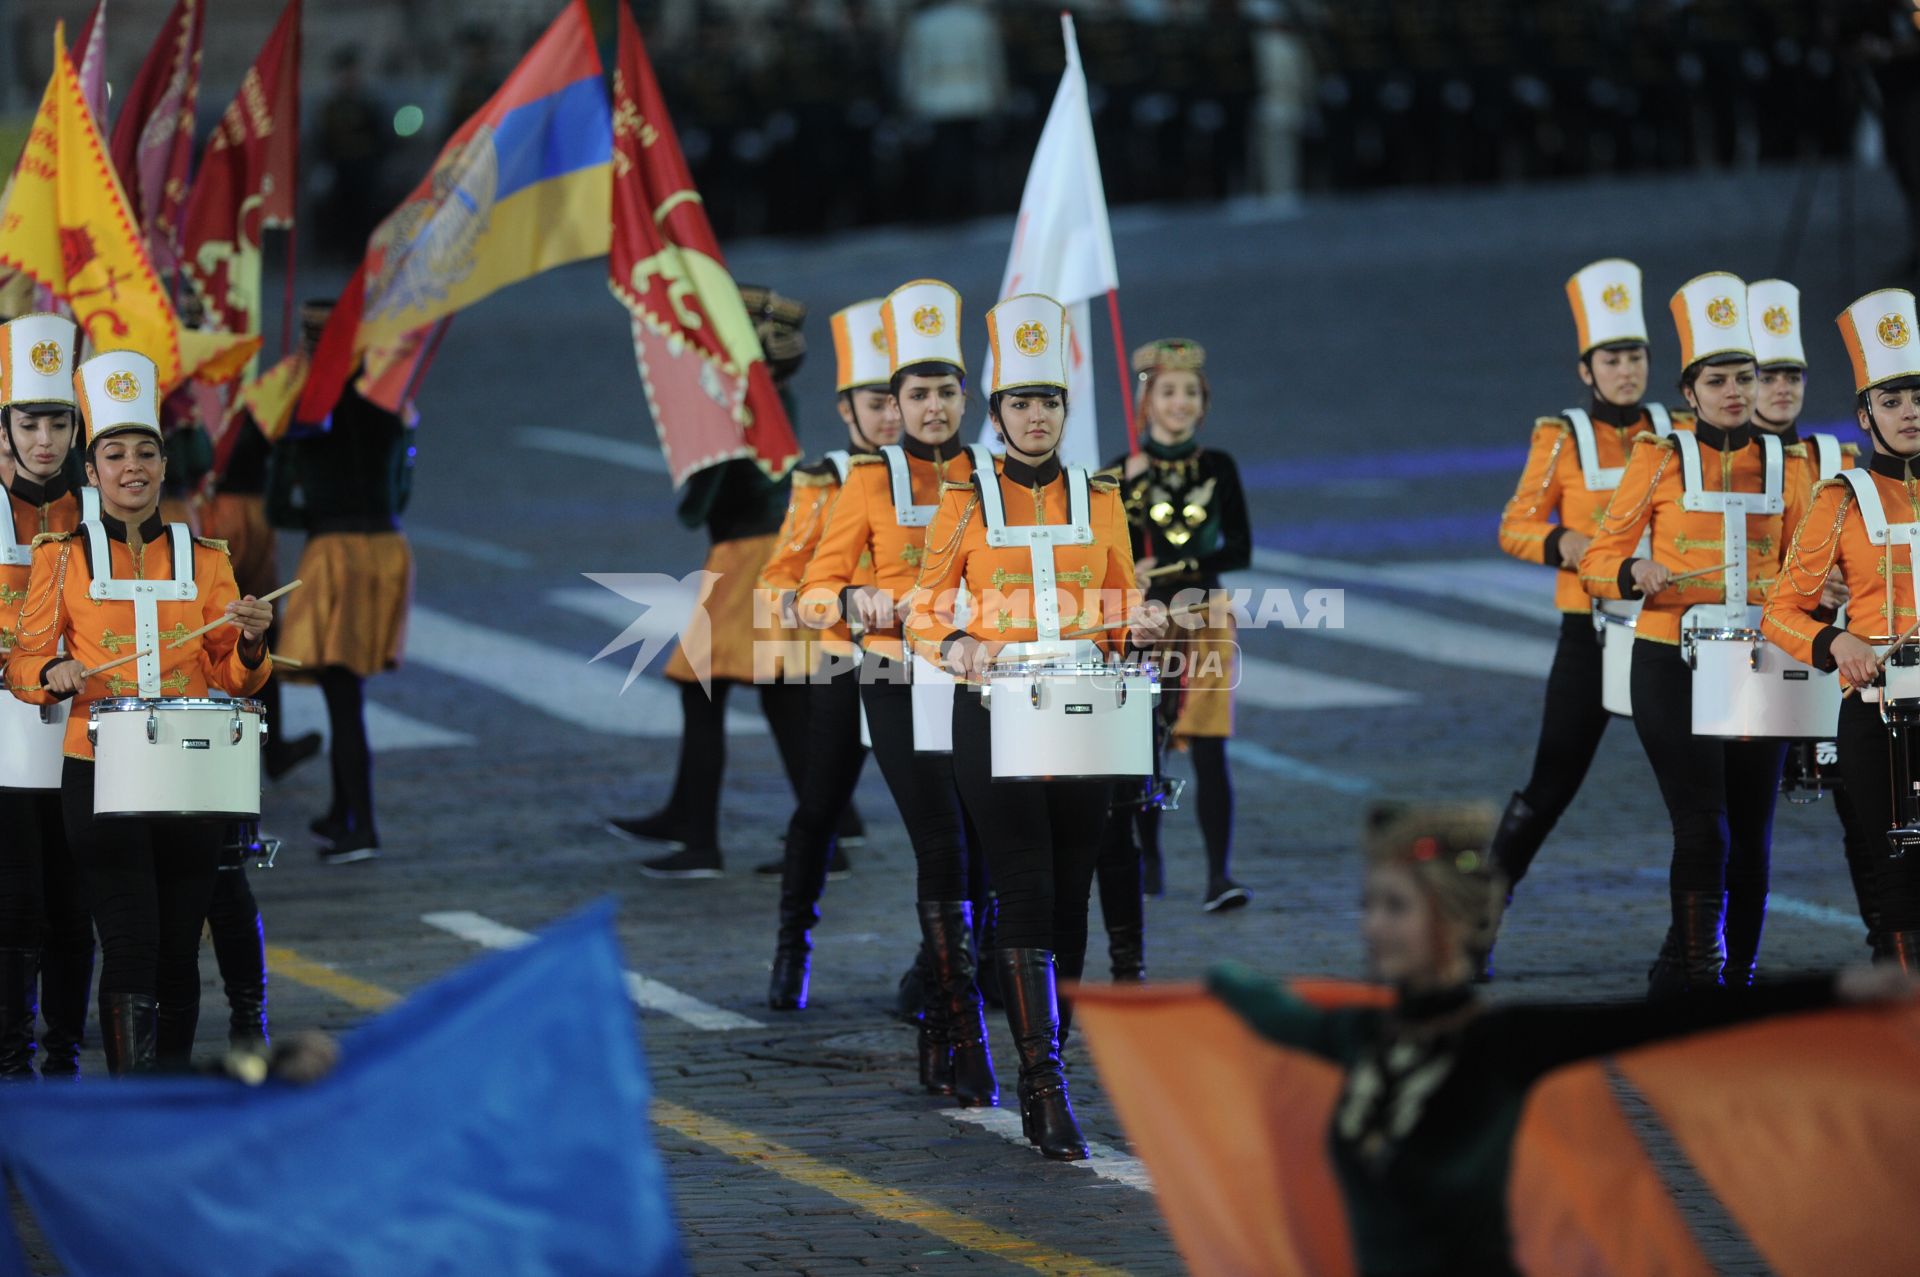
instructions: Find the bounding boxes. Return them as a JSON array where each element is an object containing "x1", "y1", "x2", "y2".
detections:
[{"x1": 1107, "y1": 288, "x2": 1136, "y2": 455}]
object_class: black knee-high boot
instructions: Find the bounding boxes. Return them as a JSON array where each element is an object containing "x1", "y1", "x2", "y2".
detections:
[
  {"x1": 920, "y1": 901, "x2": 996, "y2": 1106},
  {"x1": 1647, "y1": 891, "x2": 1726, "y2": 998},
  {"x1": 995, "y1": 948, "x2": 1087, "y2": 1160},
  {"x1": 768, "y1": 822, "x2": 829, "y2": 1011},
  {"x1": 100, "y1": 992, "x2": 157, "y2": 1076},
  {"x1": 1722, "y1": 883, "x2": 1768, "y2": 990},
  {"x1": 37, "y1": 940, "x2": 92, "y2": 1078},
  {"x1": 209, "y1": 869, "x2": 269, "y2": 1048},
  {"x1": 1191, "y1": 738, "x2": 1242, "y2": 909},
  {"x1": 0, "y1": 949, "x2": 40, "y2": 1079},
  {"x1": 1096, "y1": 791, "x2": 1146, "y2": 982}
]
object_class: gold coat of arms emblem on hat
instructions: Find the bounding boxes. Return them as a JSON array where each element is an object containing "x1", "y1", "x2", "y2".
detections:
[
  {"x1": 913, "y1": 305, "x2": 944, "y2": 337},
  {"x1": 1015, "y1": 321, "x2": 1048, "y2": 357},
  {"x1": 1763, "y1": 306, "x2": 1792, "y2": 337},
  {"x1": 104, "y1": 371, "x2": 140, "y2": 402},
  {"x1": 1602, "y1": 284, "x2": 1631, "y2": 313},
  {"x1": 1880, "y1": 314, "x2": 1912, "y2": 349},
  {"x1": 869, "y1": 327, "x2": 888, "y2": 352},
  {"x1": 1706, "y1": 297, "x2": 1738, "y2": 328},
  {"x1": 28, "y1": 340, "x2": 62, "y2": 375}
]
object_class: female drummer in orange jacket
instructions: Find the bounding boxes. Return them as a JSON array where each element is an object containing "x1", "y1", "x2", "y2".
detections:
[
  {"x1": 5, "y1": 351, "x2": 273, "y2": 1074},
  {"x1": 1578, "y1": 274, "x2": 1807, "y2": 995},
  {"x1": 906, "y1": 294, "x2": 1169, "y2": 1160},
  {"x1": 1763, "y1": 288, "x2": 1920, "y2": 973}
]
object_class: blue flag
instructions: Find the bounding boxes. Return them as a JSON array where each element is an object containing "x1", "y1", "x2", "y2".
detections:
[{"x1": 0, "y1": 901, "x2": 686, "y2": 1277}]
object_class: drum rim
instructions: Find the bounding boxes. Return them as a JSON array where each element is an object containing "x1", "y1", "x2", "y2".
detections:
[
  {"x1": 91, "y1": 808, "x2": 263, "y2": 819},
  {"x1": 89, "y1": 696, "x2": 266, "y2": 717},
  {"x1": 985, "y1": 661, "x2": 1160, "y2": 680},
  {"x1": 1683, "y1": 627, "x2": 1765, "y2": 643}
]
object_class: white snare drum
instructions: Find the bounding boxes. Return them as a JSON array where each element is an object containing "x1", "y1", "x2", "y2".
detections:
[
  {"x1": 981, "y1": 660, "x2": 1157, "y2": 781},
  {"x1": 910, "y1": 654, "x2": 955, "y2": 753},
  {"x1": 1684, "y1": 629, "x2": 1840, "y2": 739},
  {"x1": 0, "y1": 694, "x2": 69, "y2": 791},
  {"x1": 87, "y1": 697, "x2": 267, "y2": 819},
  {"x1": 1593, "y1": 604, "x2": 1638, "y2": 718}
]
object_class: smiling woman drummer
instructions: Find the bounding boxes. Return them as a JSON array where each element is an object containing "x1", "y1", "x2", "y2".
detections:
[
  {"x1": 906, "y1": 294, "x2": 1169, "y2": 1160},
  {"x1": 1579, "y1": 274, "x2": 1810, "y2": 996},
  {"x1": 4, "y1": 350, "x2": 273, "y2": 1074}
]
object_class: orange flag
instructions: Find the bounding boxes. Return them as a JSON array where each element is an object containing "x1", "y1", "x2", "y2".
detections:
[
  {"x1": 1073, "y1": 982, "x2": 1920, "y2": 1277},
  {"x1": 0, "y1": 24, "x2": 256, "y2": 394}
]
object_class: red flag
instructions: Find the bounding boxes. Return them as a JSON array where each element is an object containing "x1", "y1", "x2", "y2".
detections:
[
  {"x1": 108, "y1": 0, "x2": 205, "y2": 276},
  {"x1": 608, "y1": 0, "x2": 799, "y2": 486},
  {"x1": 181, "y1": 0, "x2": 299, "y2": 339}
]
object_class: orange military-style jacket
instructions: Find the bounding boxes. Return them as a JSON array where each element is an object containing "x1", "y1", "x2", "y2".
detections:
[
  {"x1": 1774, "y1": 429, "x2": 1858, "y2": 542},
  {"x1": 904, "y1": 451, "x2": 1137, "y2": 679},
  {"x1": 4, "y1": 511, "x2": 271, "y2": 759},
  {"x1": 1498, "y1": 406, "x2": 1683, "y2": 614},
  {"x1": 798, "y1": 437, "x2": 976, "y2": 663},
  {"x1": 757, "y1": 451, "x2": 877, "y2": 664},
  {"x1": 1763, "y1": 451, "x2": 1920, "y2": 680},
  {"x1": 2, "y1": 471, "x2": 89, "y2": 652},
  {"x1": 1579, "y1": 422, "x2": 1807, "y2": 646}
]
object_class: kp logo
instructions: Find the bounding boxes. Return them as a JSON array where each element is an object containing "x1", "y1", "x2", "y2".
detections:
[{"x1": 584, "y1": 570, "x2": 721, "y2": 694}]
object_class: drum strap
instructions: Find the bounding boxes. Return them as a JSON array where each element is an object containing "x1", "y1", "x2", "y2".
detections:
[
  {"x1": 967, "y1": 444, "x2": 1093, "y2": 641},
  {"x1": 2, "y1": 487, "x2": 97, "y2": 567},
  {"x1": 1810, "y1": 432, "x2": 1844, "y2": 482},
  {"x1": 1564, "y1": 404, "x2": 1674, "y2": 491},
  {"x1": 82, "y1": 520, "x2": 198, "y2": 698},
  {"x1": 1673, "y1": 431, "x2": 1783, "y2": 630},
  {"x1": 880, "y1": 445, "x2": 936, "y2": 528},
  {"x1": 825, "y1": 450, "x2": 852, "y2": 484}
]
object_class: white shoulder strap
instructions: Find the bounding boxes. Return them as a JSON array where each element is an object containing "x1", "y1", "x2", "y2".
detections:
[
  {"x1": 1841, "y1": 467, "x2": 1888, "y2": 544},
  {"x1": 1760, "y1": 434, "x2": 1785, "y2": 509},
  {"x1": 1810, "y1": 433, "x2": 1843, "y2": 482},
  {"x1": 83, "y1": 519, "x2": 109, "y2": 590},
  {"x1": 1674, "y1": 431, "x2": 1784, "y2": 512},
  {"x1": 824, "y1": 450, "x2": 851, "y2": 483},
  {"x1": 1, "y1": 493, "x2": 25, "y2": 567},
  {"x1": 1673, "y1": 429, "x2": 1705, "y2": 495},
  {"x1": 968, "y1": 444, "x2": 1005, "y2": 531},
  {"x1": 1647, "y1": 403, "x2": 1673, "y2": 437},
  {"x1": 1561, "y1": 408, "x2": 1622, "y2": 492},
  {"x1": 168, "y1": 523, "x2": 194, "y2": 584},
  {"x1": 880, "y1": 445, "x2": 935, "y2": 528}
]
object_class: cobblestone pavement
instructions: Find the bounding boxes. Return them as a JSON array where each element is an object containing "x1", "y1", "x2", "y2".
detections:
[{"x1": 17, "y1": 163, "x2": 1904, "y2": 1274}]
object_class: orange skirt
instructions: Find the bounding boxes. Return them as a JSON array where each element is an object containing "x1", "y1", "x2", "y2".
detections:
[
  {"x1": 197, "y1": 493, "x2": 279, "y2": 598},
  {"x1": 277, "y1": 532, "x2": 413, "y2": 679},
  {"x1": 666, "y1": 533, "x2": 812, "y2": 684},
  {"x1": 1150, "y1": 609, "x2": 1236, "y2": 741}
]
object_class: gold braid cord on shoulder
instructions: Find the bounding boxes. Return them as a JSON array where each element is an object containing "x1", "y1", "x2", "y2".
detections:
[
  {"x1": 1510, "y1": 428, "x2": 1569, "y2": 521},
  {"x1": 1594, "y1": 448, "x2": 1672, "y2": 537}
]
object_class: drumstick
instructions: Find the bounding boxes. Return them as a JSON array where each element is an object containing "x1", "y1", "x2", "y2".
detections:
[
  {"x1": 1842, "y1": 619, "x2": 1920, "y2": 700},
  {"x1": 165, "y1": 579, "x2": 303, "y2": 649},
  {"x1": 270, "y1": 654, "x2": 304, "y2": 669},
  {"x1": 1664, "y1": 561, "x2": 1733, "y2": 586},
  {"x1": 1060, "y1": 601, "x2": 1210, "y2": 640},
  {"x1": 1141, "y1": 560, "x2": 1191, "y2": 581},
  {"x1": 81, "y1": 649, "x2": 151, "y2": 678}
]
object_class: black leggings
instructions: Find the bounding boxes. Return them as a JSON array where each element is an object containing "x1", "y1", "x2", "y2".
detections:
[
  {"x1": 60, "y1": 759, "x2": 218, "y2": 1054},
  {"x1": 0, "y1": 789, "x2": 92, "y2": 955},
  {"x1": 659, "y1": 679, "x2": 811, "y2": 847},
  {"x1": 951, "y1": 686, "x2": 1108, "y2": 979},
  {"x1": 776, "y1": 662, "x2": 869, "y2": 909},
  {"x1": 860, "y1": 657, "x2": 968, "y2": 901},
  {"x1": 1629, "y1": 640, "x2": 1786, "y2": 902},
  {"x1": 1834, "y1": 695, "x2": 1920, "y2": 934},
  {"x1": 319, "y1": 667, "x2": 376, "y2": 842},
  {"x1": 1518, "y1": 613, "x2": 1615, "y2": 832}
]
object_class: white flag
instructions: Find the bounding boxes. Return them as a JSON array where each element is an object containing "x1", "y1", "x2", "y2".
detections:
[{"x1": 977, "y1": 14, "x2": 1120, "y2": 472}]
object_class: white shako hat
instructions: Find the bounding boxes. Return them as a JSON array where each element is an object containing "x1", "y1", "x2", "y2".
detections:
[
  {"x1": 74, "y1": 350, "x2": 162, "y2": 448},
  {"x1": 1838, "y1": 288, "x2": 1920, "y2": 394},
  {"x1": 985, "y1": 293, "x2": 1070, "y2": 393},
  {"x1": 1670, "y1": 271, "x2": 1755, "y2": 369},
  {"x1": 1748, "y1": 278, "x2": 1806, "y2": 370},
  {"x1": 0, "y1": 313, "x2": 79, "y2": 409},
  {"x1": 880, "y1": 279, "x2": 965, "y2": 377},
  {"x1": 1565, "y1": 258, "x2": 1649, "y2": 356},
  {"x1": 831, "y1": 299, "x2": 891, "y2": 391}
]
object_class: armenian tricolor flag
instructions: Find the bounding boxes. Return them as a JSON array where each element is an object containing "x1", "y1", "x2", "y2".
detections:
[{"x1": 297, "y1": 0, "x2": 612, "y2": 427}]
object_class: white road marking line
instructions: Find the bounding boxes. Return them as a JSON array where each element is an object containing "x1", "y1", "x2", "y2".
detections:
[
  {"x1": 943, "y1": 1106, "x2": 1155, "y2": 1193},
  {"x1": 1225, "y1": 563, "x2": 1557, "y2": 679},
  {"x1": 407, "y1": 605, "x2": 765, "y2": 737},
  {"x1": 1235, "y1": 655, "x2": 1417, "y2": 710},
  {"x1": 422, "y1": 910, "x2": 765, "y2": 1032},
  {"x1": 275, "y1": 683, "x2": 474, "y2": 751},
  {"x1": 514, "y1": 425, "x2": 669, "y2": 474},
  {"x1": 407, "y1": 524, "x2": 537, "y2": 570},
  {"x1": 1219, "y1": 741, "x2": 1378, "y2": 794},
  {"x1": 1256, "y1": 551, "x2": 1567, "y2": 627}
]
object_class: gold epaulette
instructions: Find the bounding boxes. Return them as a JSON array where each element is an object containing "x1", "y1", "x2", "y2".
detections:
[
  {"x1": 1810, "y1": 477, "x2": 1851, "y2": 497},
  {"x1": 849, "y1": 453, "x2": 885, "y2": 466},
  {"x1": 791, "y1": 471, "x2": 838, "y2": 489},
  {"x1": 1842, "y1": 442, "x2": 1862, "y2": 457},
  {"x1": 939, "y1": 479, "x2": 976, "y2": 493},
  {"x1": 1089, "y1": 474, "x2": 1120, "y2": 492},
  {"x1": 1668, "y1": 409, "x2": 1697, "y2": 425},
  {"x1": 195, "y1": 536, "x2": 231, "y2": 554},
  {"x1": 1535, "y1": 415, "x2": 1571, "y2": 432},
  {"x1": 1634, "y1": 431, "x2": 1675, "y2": 449},
  {"x1": 29, "y1": 531, "x2": 70, "y2": 547},
  {"x1": 1090, "y1": 463, "x2": 1126, "y2": 483},
  {"x1": 1784, "y1": 442, "x2": 1808, "y2": 458}
]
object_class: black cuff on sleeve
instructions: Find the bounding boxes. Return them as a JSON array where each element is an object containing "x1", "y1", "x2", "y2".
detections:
[
  {"x1": 1617, "y1": 558, "x2": 1644, "y2": 601},
  {"x1": 38, "y1": 657, "x2": 78, "y2": 702},
  {"x1": 1543, "y1": 526, "x2": 1569, "y2": 570},
  {"x1": 239, "y1": 638, "x2": 266, "y2": 670},
  {"x1": 1812, "y1": 604, "x2": 1839, "y2": 625},
  {"x1": 937, "y1": 630, "x2": 969, "y2": 660},
  {"x1": 1811, "y1": 624, "x2": 1845, "y2": 673}
]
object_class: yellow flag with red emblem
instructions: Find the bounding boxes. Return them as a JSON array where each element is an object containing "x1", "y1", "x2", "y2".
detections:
[{"x1": 0, "y1": 24, "x2": 256, "y2": 395}]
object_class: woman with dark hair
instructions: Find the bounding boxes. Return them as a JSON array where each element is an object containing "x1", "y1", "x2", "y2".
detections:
[
  {"x1": 1208, "y1": 802, "x2": 1913, "y2": 1277},
  {"x1": 792, "y1": 280, "x2": 991, "y2": 1106},
  {"x1": 1579, "y1": 273, "x2": 1809, "y2": 994},
  {"x1": 908, "y1": 293, "x2": 1169, "y2": 1159}
]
